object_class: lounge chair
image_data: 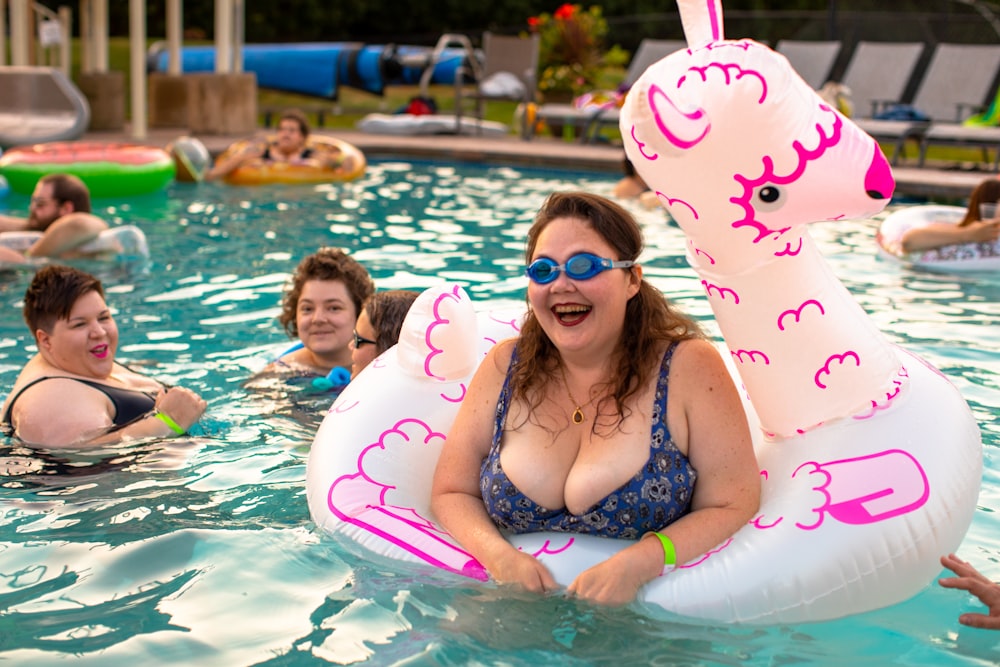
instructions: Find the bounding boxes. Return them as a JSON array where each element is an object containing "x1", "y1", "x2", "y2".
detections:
[
  {"x1": 913, "y1": 44, "x2": 1000, "y2": 170},
  {"x1": 457, "y1": 31, "x2": 540, "y2": 138},
  {"x1": 529, "y1": 38, "x2": 686, "y2": 142},
  {"x1": 840, "y1": 41, "x2": 925, "y2": 120},
  {"x1": 833, "y1": 41, "x2": 925, "y2": 163},
  {"x1": 854, "y1": 43, "x2": 1000, "y2": 167},
  {"x1": 775, "y1": 40, "x2": 842, "y2": 90}
]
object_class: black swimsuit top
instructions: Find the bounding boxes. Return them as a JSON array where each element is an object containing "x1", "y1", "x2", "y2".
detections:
[
  {"x1": 261, "y1": 146, "x2": 314, "y2": 161},
  {"x1": 2, "y1": 376, "x2": 157, "y2": 436}
]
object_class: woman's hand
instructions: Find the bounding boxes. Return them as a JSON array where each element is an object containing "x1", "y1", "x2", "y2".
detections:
[
  {"x1": 487, "y1": 549, "x2": 559, "y2": 595},
  {"x1": 966, "y1": 220, "x2": 1000, "y2": 244},
  {"x1": 155, "y1": 386, "x2": 206, "y2": 431},
  {"x1": 566, "y1": 535, "x2": 664, "y2": 605},
  {"x1": 939, "y1": 553, "x2": 1000, "y2": 630}
]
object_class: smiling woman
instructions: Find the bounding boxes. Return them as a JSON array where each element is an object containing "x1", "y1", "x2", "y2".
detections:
[
  {"x1": 1, "y1": 265, "x2": 206, "y2": 447},
  {"x1": 430, "y1": 191, "x2": 761, "y2": 606},
  {"x1": 255, "y1": 247, "x2": 375, "y2": 386}
]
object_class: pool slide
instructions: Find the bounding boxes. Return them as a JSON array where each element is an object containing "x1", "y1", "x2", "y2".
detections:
[
  {"x1": 147, "y1": 42, "x2": 476, "y2": 99},
  {"x1": 0, "y1": 66, "x2": 90, "y2": 149}
]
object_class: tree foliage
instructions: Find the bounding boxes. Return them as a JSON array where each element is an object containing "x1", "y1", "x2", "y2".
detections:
[{"x1": 32, "y1": 1, "x2": 1000, "y2": 49}]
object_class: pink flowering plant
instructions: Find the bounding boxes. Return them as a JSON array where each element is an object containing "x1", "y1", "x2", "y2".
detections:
[{"x1": 528, "y1": 4, "x2": 608, "y2": 98}]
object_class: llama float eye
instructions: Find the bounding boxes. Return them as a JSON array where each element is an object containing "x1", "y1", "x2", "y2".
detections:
[{"x1": 754, "y1": 184, "x2": 785, "y2": 212}]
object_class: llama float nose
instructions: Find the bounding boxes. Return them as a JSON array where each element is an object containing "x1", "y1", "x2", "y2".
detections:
[{"x1": 865, "y1": 144, "x2": 895, "y2": 200}]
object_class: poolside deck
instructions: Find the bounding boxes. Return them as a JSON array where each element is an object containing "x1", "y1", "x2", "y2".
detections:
[{"x1": 82, "y1": 125, "x2": 988, "y2": 202}]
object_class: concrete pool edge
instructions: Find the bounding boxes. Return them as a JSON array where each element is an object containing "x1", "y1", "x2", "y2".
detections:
[{"x1": 81, "y1": 127, "x2": 989, "y2": 201}]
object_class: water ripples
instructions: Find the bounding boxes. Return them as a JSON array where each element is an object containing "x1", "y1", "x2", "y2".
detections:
[{"x1": 0, "y1": 160, "x2": 998, "y2": 665}]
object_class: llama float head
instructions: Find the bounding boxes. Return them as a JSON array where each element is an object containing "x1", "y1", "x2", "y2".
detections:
[
  {"x1": 621, "y1": 0, "x2": 903, "y2": 436},
  {"x1": 620, "y1": 0, "x2": 895, "y2": 277}
]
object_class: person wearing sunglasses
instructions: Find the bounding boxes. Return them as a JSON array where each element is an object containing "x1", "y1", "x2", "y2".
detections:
[
  {"x1": 350, "y1": 289, "x2": 420, "y2": 379},
  {"x1": 432, "y1": 191, "x2": 760, "y2": 606},
  {"x1": 0, "y1": 173, "x2": 108, "y2": 264},
  {"x1": 256, "y1": 248, "x2": 375, "y2": 388}
]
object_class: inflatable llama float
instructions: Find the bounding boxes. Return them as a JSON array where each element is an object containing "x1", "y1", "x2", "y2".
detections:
[{"x1": 307, "y1": 0, "x2": 982, "y2": 623}]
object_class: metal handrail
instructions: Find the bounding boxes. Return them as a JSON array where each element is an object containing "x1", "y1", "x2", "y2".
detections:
[{"x1": 33, "y1": 2, "x2": 72, "y2": 74}]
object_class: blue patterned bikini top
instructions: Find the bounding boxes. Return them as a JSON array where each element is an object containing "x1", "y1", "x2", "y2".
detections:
[{"x1": 479, "y1": 343, "x2": 697, "y2": 539}]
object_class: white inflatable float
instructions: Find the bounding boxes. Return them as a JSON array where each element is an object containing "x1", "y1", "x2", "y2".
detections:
[
  {"x1": 307, "y1": 0, "x2": 982, "y2": 625},
  {"x1": 357, "y1": 113, "x2": 510, "y2": 138},
  {"x1": 877, "y1": 204, "x2": 1000, "y2": 272},
  {"x1": 0, "y1": 225, "x2": 149, "y2": 259}
]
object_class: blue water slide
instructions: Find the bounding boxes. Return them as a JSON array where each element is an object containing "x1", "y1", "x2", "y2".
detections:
[{"x1": 148, "y1": 42, "x2": 478, "y2": 99}]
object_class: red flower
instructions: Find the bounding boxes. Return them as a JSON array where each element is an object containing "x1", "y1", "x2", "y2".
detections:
[
  {"x1": 528, "y1": 16, "x2": 540, "y2": 29},
  {"x1": 554, "y1": 3, "x2": 576, "y2": 20}
]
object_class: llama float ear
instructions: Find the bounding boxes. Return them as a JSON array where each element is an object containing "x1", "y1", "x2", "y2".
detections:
[{"x1": 678, "y1": 0, "x2": 723, "y2": 48}]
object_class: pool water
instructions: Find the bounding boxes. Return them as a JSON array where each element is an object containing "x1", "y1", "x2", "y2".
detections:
[{"x1": 1, "y1": 160, "x2": 998, "y2": 666}]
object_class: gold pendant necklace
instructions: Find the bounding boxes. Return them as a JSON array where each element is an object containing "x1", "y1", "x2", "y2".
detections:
[{"x1": 560, "y1": 368, "x2": 589, "y2": 425}]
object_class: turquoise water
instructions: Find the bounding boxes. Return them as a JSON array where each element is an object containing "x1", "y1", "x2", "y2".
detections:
[{"x1": 0, "y1": 160, "x2": 998, "y2": 666}]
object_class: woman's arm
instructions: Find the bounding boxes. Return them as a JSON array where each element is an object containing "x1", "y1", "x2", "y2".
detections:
[
  {"x1": 12, "y1": 380, "x2": 205, "y2": 447},
  {"x1": 93, "y1": 386, "x2": 207, "y2": 444},
  {"x1": 431, "y1": 341, "x2": 559, "y2": 594},
  {"x1": 204, "y1": 141, "x2": 266, "y2": 181},
  {"x1": 901, "y1": 220, "x2": 1000, "y2": 253},
  {"x1": 12, "y1": 377, "x2": 122, "y2": 446},
  {"x1": 567, "y1": 339, "x2": 760, "y2": 605}
]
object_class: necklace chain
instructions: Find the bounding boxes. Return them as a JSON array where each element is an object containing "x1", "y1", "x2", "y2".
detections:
[{"x1": 560, "y1": 367, "x2": 595, "y2": 425}]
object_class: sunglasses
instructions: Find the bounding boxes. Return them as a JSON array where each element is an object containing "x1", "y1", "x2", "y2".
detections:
[
  {"x1": 352, "y1": 329, "x2": 377, "y2": 348},
  {"x1": 525, "y1": 253, "x2": 635, "y2": 285}
]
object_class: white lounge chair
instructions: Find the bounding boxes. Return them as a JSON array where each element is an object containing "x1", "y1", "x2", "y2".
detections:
[
  {"x1": 776, "y1": 40, "x2": 842, "y2": 90},
  {"x1": 854, "y1": 43, "x2": 1000, "y2": 168}
]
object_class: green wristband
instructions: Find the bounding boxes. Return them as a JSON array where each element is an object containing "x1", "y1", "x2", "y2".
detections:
[
  {"x1": 155, "y1": 411, "x2": 186, "y2": 435},
  {"x1": 644, "y1": 531, "x2": 677, "y2": 566}
]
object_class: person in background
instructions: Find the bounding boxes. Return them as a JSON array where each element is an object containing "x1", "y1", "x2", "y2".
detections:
[
  {"x1": 0, "y1": 173, "x2": 107, "y2": 263},
  {"x1": 350, "y1": 289, "x2": 420, "y2": 379},
  {"x1": 431, "y1": 192, "x2": 760, "y2": 606},
  {"x1": 205, "y1": 109, "x2": 356, "y2": 181},
  {"x1": 900, "y1": 177, "x2": 1000, "y2": 253},
  {"x1": 2, "y1": 265, "x2": 206, "y2": 446},
  {"x1": 258, "y1": 247, "x2": 375, "y2": 386},
  {"x1": 612, "y1": 157, "x2": 659, "y2": 210},
  {"x1": 939, "y1": 553, "x2": 1000, "y2": 630}
]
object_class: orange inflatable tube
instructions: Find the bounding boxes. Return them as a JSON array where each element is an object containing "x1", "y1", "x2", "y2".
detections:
[{"x1": 217, "y1": 135, "x2": 366, "y2": 186}]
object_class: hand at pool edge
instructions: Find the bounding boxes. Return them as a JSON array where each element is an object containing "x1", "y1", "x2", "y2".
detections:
[{"x1": 939, "y1": 553, "x2": 1000, "y2": 630}]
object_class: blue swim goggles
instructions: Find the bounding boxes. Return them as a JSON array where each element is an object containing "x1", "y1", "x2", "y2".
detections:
[{"x1": 525, "y1": 253, "x2": 635, "y2": 285}]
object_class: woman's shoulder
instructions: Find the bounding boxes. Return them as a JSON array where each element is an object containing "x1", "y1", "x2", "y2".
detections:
[
  {"x1": 6, "y1": 370, "x2": 112, "y2": 419},
  {"x1": 482, "y1": 338, "x2": 517, "y2": 373},
  {"x1": 668, "y1": 338, "x2": 727, "y2": 379},
  {"x1": 262, "y1": 346, "x2": 327, "y2": 376}
]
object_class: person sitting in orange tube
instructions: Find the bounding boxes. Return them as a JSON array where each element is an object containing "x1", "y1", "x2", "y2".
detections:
[{"x1": 205, "y1": 109, "x2": 355, "y2": 181}]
